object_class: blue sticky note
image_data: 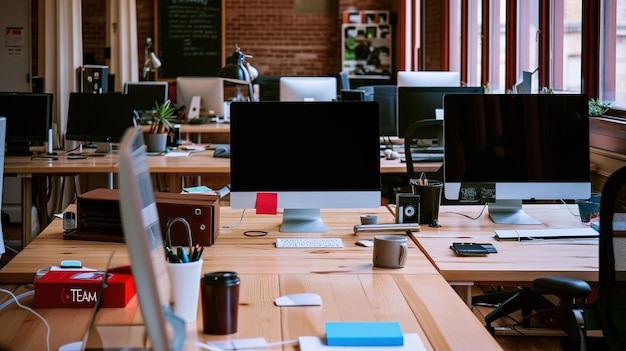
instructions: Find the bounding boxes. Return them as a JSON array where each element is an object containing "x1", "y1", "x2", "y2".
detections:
[{"x1": 325, "y1": 321, "x2": 404, "y2": 346}]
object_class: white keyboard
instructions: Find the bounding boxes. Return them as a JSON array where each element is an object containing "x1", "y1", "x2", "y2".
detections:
[
  {"x1": 275, "y1": 238, "x2": 344, "y2": 248},
  {"x1": 494, "y1": 227, "x2": 599, "y2": 240}
]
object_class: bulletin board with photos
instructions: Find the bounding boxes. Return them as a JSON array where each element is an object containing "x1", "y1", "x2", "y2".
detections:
[{"x1": 341, "y1": 10, "x2": 392, "y2": 79}]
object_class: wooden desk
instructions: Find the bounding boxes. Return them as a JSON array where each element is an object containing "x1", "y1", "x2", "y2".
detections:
[
  {"x1": 0, "y1": 206, "x2": 502, "y2": 350},
  {"x1": 3, "y1": 155, "x2": 118, "y2": 249},
  {"x1": 5, "y1": 150, "x2": 438, "y2": 248},
  {"x1": 141, "y1": 122, "x2": 230, "y2": 143},
  {"x1": 412, "y1": 204, "x2": 599, "y2": 304}
]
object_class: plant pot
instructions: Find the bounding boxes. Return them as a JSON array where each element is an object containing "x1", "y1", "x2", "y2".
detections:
[{"x1": 144, "y1": 133, "x2": 168, "y2": 153}]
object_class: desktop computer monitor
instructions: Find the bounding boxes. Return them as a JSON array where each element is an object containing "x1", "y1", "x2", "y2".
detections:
[
  {"x1": 229, "y1": 101, "x2": 381, "y2": 232},
  {"x1": 123, "y1": 81, "x2": 168, "y2": 117},
  {"x1": 360, "y1": 85, "x2": 397, "y2": 137},
  {"x1": 396, "y1": 71, "x2": 461, "y2": 87},
  {"x1": 253, "y1": 75, "x2": 281, "y2": 101},
  {"x1": 279, "y1": 77, "x2": 338, "y2": 102},
  {"x1": 0, "y1": 92, "x2": 53, "y2": 156},
  {"x1": 66, "y1": 92, "x2": 137, "y2": 155},
  {"x1": 512, "y1": 71, "x2": 534, "y2": 94},
  {"x1": 397, "y1": 86, "x2": 485, "y2": 140},
  {"x1": 443, "y1": 93, "x2": 591, "y2": 225},
  {"x1": 175, "y1": 77, "x2": 224, "y2": 117}
]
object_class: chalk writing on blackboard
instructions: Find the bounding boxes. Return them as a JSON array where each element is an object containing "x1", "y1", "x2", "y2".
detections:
[{"x1": 156, "y1": 0, "x2": 224, "y2": 79}]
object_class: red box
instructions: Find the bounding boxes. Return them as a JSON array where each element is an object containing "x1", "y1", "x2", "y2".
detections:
[{"x1": 34, "y1": 267, "x2": 135, "y2": 308}]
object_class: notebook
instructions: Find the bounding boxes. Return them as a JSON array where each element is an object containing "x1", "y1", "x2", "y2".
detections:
[{"x1": 494, "y1": 227, "x2": 599, "y2": 241}]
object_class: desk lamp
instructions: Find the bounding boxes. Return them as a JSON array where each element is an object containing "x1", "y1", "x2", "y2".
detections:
[
  {"x1": 142, "y1": 37, "x2": 162, "y2": 81},
  {"x1": 217, "y1": 45, "x2": 256, "y2": 102}
]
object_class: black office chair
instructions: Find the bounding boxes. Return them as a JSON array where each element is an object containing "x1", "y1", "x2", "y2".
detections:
[
  {"x1": 531, "y1": 165, "x2": 626, "y2": 351},
  {"x1": 403, "y1": 118, "x2": 443, "y2": 180}
]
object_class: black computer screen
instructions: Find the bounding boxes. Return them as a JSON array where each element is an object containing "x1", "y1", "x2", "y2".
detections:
[
  {"x1": 124, "y1": 81, "x2": 168, "y2": 112},
  {"x1": 443, "y1": 94, "x2": 591, "y2": 225},
  {"x1": 0, "y1": 92, "x2": 53, "y2": 155},
  {"x1": 397, "y1": 86, "x2": 484, "y2": 140},
  {"x1": 229, "y1": 101, "x2": 381, "y2": 232},
  {"x1": 360, "y1": 85, "x2": 397, "y2": 136},
  {"x1": 66, "y1": 93, "x2": 136, "y2": 144}
]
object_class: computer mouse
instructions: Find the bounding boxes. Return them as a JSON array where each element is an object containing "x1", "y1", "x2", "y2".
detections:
[
  {"x1": 274, "y1": 293, "x2": 322, "y2": 306},
  {"x1": 356, "y1": 239, "x2": 374, "y2": 247},
  {"x1": 213, "y1": 145, "x2": 230, "y2": 158}
]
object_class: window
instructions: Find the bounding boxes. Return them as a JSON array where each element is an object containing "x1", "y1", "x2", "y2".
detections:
[{"x1": 601, "y1": 0, "x2": 626, "y2": 109}]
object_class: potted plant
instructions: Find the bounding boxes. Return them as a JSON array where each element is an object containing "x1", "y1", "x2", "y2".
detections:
[
  {"x1": 145, "y1": 100, "x2": 175, "y2": 152},
  {"x1": 588, "y1": 98, "x2": 611, "y2": 117}
]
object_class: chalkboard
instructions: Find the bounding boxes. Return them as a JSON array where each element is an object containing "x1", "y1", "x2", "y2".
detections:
[{"x1": 155, "y1": 0, "x2": 225, "y2": 79}]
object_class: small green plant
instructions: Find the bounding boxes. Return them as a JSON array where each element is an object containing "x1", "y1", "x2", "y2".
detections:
[
  {"x1": 588, "y1": 98, "x2": 611, "y2": 117},
  {"x1": 149, "y1": 100, "x2": 175, "y2": 134},
  {"x1": 539, "y1": 87, "x2": 553, "y2": 94}
]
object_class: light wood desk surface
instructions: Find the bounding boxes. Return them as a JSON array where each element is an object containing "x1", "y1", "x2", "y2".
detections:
[
  {"x1": 4, "y1": 149, "x2": 438, "y2": 248},
  {"x1": 412, "y1": 204, "x2": 599, "y2": 304},
  {"x1": 0, "y1": 206, "x2": 502, "y2": 351}
]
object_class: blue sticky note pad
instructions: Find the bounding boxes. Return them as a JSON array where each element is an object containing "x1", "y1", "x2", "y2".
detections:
[{"x1": 325, "y1": 321, "x2": 404, "y2": 346}]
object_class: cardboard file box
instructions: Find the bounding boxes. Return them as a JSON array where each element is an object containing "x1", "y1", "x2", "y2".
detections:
[
  {"x1": 68, "y1": 188, "x2": 219, "y2": 246},
  {"x1": 34, "y1": 267, "x2": 135, "y2": 308}
]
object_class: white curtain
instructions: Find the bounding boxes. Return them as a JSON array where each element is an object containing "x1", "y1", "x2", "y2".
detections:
[
  {"x1": 108, "y1": 0, "x2": 139, "y2": 90},
  {"x1": 41, "y1": 0, "x2": 83, "y2": 224}
]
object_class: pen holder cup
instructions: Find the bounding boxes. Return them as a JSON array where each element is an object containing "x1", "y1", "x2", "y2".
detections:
[
  {"x1": 167, "y1": 258, "x2": 203, "y2": 323},
  {"x1": 410, "y1": 179, "x2": 443, "y2": 228},
  {"x1": 576, "y1": 193, "x2": 601, "y2": 223}
]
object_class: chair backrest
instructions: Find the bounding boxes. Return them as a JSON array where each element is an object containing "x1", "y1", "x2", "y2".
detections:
[
  {"x1": 339, "y1": 71, "x2": 350, "y2": 90},
  {"x1": 403, "y1": 118, "x2": 443, "y2": 179},
  {"x1": 597, "y1": 165, "x2": 626, "y2": 349}
]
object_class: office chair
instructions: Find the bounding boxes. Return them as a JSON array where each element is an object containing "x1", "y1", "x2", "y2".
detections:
[
  {"x1": 403, "y1": 118, "x2": 443, "y2": 180},
  {"x1": 531, "y1": 165, "x2": 626, "y2": 351},
  {"x1": 339, "y1": 71, "x2": 350, "y2": 90},
  {"x1": 378, "y1": 119, "x2": 446, "y2": 205}
]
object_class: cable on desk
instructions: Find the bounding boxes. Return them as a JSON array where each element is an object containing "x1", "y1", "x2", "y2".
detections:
[
  {"x1": 0, "y1": 288, "x2": 50, "y2": 351},
  {"x1": 220, "y1": 208, "x2": 247, "y2": 229},
  {"x1": 440, "y1": 203, "x2": 488, "y2": 220}
]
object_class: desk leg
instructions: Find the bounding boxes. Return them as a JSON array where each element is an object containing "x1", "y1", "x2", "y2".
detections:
[
  {"x1": 450, "y1": 282, "x2": 473, "y2": 307},
  {"x1": 166, "y1": 174, "x2": 183, "y2": 193},
  {"x1": 19, "y1": 175, "x2": 32, "y2": 249}
]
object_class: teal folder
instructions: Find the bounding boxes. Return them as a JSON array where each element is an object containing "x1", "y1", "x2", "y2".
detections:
[{"x1": 325, "y1": 321, "x2": 404, "y2": 346}]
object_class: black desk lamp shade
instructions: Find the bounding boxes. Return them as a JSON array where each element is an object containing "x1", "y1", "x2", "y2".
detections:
[{"x1": 217, "y1": 47, "x2": 256, "y2": 102}]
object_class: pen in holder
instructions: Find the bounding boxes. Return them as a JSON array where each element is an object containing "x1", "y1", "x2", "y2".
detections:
[
  {"x1": 164, "y1": 216, "x2": 204, "y2": 262},
  {"x1": 164, "y1": 216, "x2": 204, "y2": 323}
]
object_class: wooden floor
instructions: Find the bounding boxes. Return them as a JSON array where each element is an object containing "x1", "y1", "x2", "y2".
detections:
[{"x1": 1, "y1": 223, "x2": 564, "y2": 351}]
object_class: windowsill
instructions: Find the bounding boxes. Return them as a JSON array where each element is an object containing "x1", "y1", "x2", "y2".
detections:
[{"x1": 589, "y1": 116, "x2": 626, "y2": 154}]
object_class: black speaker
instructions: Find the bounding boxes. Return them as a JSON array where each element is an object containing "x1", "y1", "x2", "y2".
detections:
[{"x1": 395, "y1": 193, "x2": 421, "y2": 223}]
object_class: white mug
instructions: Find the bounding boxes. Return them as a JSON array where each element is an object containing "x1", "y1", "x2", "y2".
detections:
[{"x1": 373, "y1": 235, "x2": 408, "y2": 269}]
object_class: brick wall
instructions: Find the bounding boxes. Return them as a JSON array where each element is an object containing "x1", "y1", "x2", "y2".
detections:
[{"x1": 79, "y1": 0, "x2": 395, "y2": 78}]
